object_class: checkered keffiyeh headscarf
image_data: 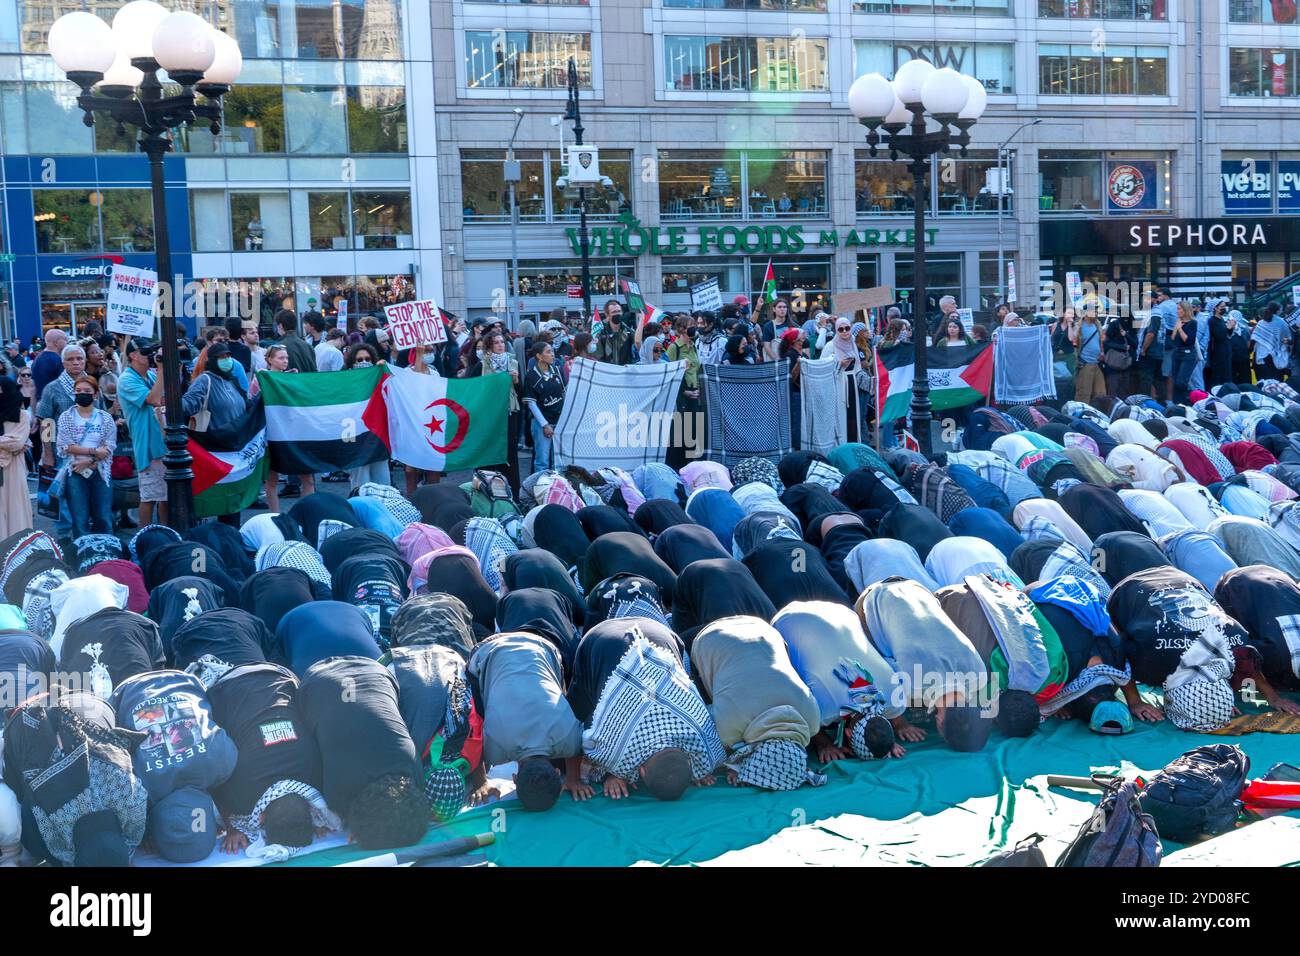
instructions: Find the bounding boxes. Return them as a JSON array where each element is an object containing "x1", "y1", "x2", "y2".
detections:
[
  {"x1": 228, "y1": 779, "x2": 342, "y2": 861},
  {"x1": 74, "y1": 534, "x2": 124, "y2": 574},
  {"x1": 583, "y1": 632, "x2": 726, "y2": 784},
  {"x1": 726, "y1": 739, "x2": 825, "y2": 791},
  {"x1": 1019, "y1": 515, "x2": 1067, "y2": 545},
  {"x1": 464, "y1": 517, "x2": 518, "y2": 593},
  {"x1": 606, "y1": 595, "x2": 671, "y2": 628},
  {"x1": 804, "y1": 460, "x2": 845, "y2": 493},
  {"x1": 730, "y1": 457, "x2": 784, "y2": 494},
  {"x1": 422, "y1": 668, "x2": 476, "y2": 821},
  {"x1": 255, "y1": 541, "x2": 331, "y2": 590},
  {"x1": 1164, "y1": 666, "x2": 1235, "y2": 732},
  {"x1": 358, "y1": 483, "x2": 421, "y2": 527}
]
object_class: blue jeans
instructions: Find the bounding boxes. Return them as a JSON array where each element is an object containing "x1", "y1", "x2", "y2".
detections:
[
  {"x1": 52, "y1": 455, "x2": 72, "y2": 539},
  {"x1": 65, "y1": 469, "x2": 113, "y2": 541},
  {"x1": 531, "y1": 419, "x2": 554, "y2": 471}
]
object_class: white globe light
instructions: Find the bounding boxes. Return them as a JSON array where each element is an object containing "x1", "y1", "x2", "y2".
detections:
[
  {"x1": 892, "y1": 58, "x2": 936, "y2": 105},
  {"x1": 111, "y1": 0, "x2": 169, "y2": 61},
  {"x1": 97, "y1": 46, "x2": 144, "y2": 89},
  {"x1": 884, "y1": 95, "x2": 912, "y2": 125},
  {"x1": 48, "y1": 12, "x2": 116, "y2": 75},
  {"x1": 202, "y1": 30, "x2": 243, "y2": 85},
  {"x1": 152, "y1": 11, "x2": 216, "y2": 73},
  {"x1": 958, "y1": 74, "x2": 988, "y2": 119},
  {"x1": 921, "y1": 67, "x2": 969, "y2": 116},
  {"x1": 848, "y1": 72, "x2": 897, "y2": 121}
]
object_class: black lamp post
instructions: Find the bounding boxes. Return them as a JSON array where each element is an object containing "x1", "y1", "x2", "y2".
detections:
[
  {"x1": 849, "y1": 62, "x2": 986, "y2": 456},
  {"x1": 562, "y1": 58, "x2": 594, "y2": 323},
  {"x1": 49, "y1": 2, "x2": 242, "y2": 531}
]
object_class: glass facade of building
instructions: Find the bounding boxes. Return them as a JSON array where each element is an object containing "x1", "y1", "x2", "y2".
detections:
[{"x1": 0, "y1": 0, "x2": 426, "y2": 338}]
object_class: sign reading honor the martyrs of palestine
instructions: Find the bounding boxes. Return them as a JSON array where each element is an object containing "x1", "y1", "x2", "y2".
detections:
[
  {"x1": 690, "y1": 277, "x2": 723, "y2": 313},
  {"x1": 1007, "y1": 261, "x2": 1017, "y2": 303},
  {"x1": 384, "y1": 298, "x2": 446, "y2": 350},
  {"x1": 105, "y1": 264, "x2": 158, "y2": 337}
]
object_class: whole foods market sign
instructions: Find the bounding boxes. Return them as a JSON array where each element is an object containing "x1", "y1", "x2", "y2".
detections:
[{"x1": 566, "y1": 214, "x2": 938, "y2": 257}]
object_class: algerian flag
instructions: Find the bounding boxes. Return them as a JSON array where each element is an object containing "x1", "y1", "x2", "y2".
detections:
[
  {"x1": 876, "y1": 341, "x2": 993, "y2": 422},
  {"x1": 364, "y1": 363, "x2": 510, "y2": 472},
  {"x1": 257, "y1": 364, "x2": 390, "y2": 474},
  {"x1": 189, "y1": 430, "x2": 268, "y2": 518},
  {"x1": 760, "y1": 259, "x2": 777, "y2": 303}
]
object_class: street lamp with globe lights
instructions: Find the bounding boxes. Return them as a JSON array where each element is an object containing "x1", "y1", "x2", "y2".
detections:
[
  {"x1": 46, "y1": 1, "x2": 243, "y2": 531},
  {"x1": 848, "y1": 62, "x2": 985, "y2": 456}
]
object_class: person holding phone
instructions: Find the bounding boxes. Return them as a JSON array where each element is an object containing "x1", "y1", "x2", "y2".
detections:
[{"x1": 117, "y1": 338, "x2": 168, "y2": 528}]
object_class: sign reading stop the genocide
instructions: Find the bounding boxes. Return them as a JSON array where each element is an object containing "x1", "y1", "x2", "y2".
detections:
[{"x1": 384, "y1": 298, "x2": 447, "y2": 350}]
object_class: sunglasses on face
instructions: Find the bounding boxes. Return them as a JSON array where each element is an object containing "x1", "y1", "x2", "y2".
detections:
[{"x1": 837, "y1": 326, "x2": 850, "y2": 333}]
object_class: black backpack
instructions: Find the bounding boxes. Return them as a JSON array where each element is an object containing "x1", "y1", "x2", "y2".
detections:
[
  {"x1": 1056, "y1": 775, "x2": 1162, "y2": 867},
  {"x1": 1139, "y1": 744, "x2": 1250, "y2": 844},
  {"x1": 982, "y1": 833, "x2": 1047, "y2": 867}
]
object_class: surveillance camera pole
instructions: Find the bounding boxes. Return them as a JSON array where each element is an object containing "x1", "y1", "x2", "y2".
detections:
[{"x1": 563, "y1": 59, "x2": 592, "y2": 323}]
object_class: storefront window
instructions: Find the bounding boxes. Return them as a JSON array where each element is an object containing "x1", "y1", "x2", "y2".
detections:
[
  {"x1": 749, "y1": 257, "x2": 832, "y2": 299},
  {"x1": 659, "y1": 151, "x2": 744, "y2": 219},
  {"x1": 857, "y1": 255, "x2": 879, "y2": 290},
  {"x1": 301, "y1": 191, "x2": 349, "y2": 250},
  {"x1": 100, "y1": 190, "x2": 154, "y2": 252},
  {"x1": 465, "y1": 31, "x2": 592, "y2": 90},
  {"x1": 854, "y1": 40, "x2": 1014, "y2": 93},
  {"x1": 510, "y1": 259, "x2": 637, "y2": 297},
  {"x1": 230, "y1": 191, "x2": 293, "y2": 251},
  {"x1": 1040, "y1": 45, "x2": 1169, "y2": 95},
  {"x1": 1229, "y1": 0, "x2": 1296, "y2": 22},
  {"x1": 665, "y1": 0, "x2": 827, "y2": 8},
  {"x1": 351, "y1": 191, "x2": 412, "y2": 248},
  {"x1": 896, "y1": 253, "x2": 962, "y2": 314},
  {"x1": 938, "y1": 152, "x2": 1008, "y2": 216},
  {"x1": 853, "y1": 0, "x2": 1011, "y2": 14},
  {"x1": 33, "y1": 189, "x2": 99, "y2": 253},
  {"x1": 1039, "y1": 152, "x2": 1103, "y2": 212},
  {"x1": 855, "y1": 158, "x2": 914, "y2": 215},
  {"x1": 461, "y1": 149, "x2": 544, "y2": 222},
  {"x1": 1228, "y1": 48, "x2": 1299, "y2": 97},
  {"x1": 1039, "y1": 0, "x2": 1166, "y2": 18},
  {"x1": 664, "y1": 36, "x2": 829, "y2": 92},
  {"x1": 284, "y1": 86, "x2": 349, "y2": 154},
  {"x1": 745, "y1": 151, "x2": 828, "y2": 217},
  {"x1": 661, "y1": 257, "x2": 748, "y2": 297},
  {"x1": 346, "y1": 86, "x2": 407, "y2": 153}
]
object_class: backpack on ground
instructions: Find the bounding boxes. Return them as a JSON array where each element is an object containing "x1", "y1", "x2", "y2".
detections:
[
  {"x1": 462, "y1": 470, "x2": 519, "y2": 519},
  {"x1": 1055, "y1": 775, "x2": 1162, "y2": 867},
  {"x1": 982, "y1": 833, "x2": 1047, "y2": 867},
  {"x1": 1138, "y1": 744, "x2": 1249, "y2": 844}
]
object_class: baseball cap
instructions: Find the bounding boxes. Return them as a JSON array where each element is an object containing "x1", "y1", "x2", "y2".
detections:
[
  {"x1": 126, "y1": 339, "x2": 162, "y2": 358},
  {"x1": 148, "y1": 787, "x2": 218, "y2": 863},
  {"x1": 733, "y1": 295, "x2": 750, "y2": 307},
  {"x1": 1089, "y1": 700, "x2": 1134, "y2": 735}
]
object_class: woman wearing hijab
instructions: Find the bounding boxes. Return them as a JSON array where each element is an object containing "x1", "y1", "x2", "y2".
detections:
[
  {"x1": 239, "y1": 565, "x2": 318, "y2": 637},
  {"x1": 836, "y1": 468, "x2": 913, "y2": 515},
  {"x1": 409, "y1": 548, "x2": 499, "y2": 633},
  {"x1": 633, "y1": 498, "x2": 691, "y2": 537},
  {"x1": 730, "y1": 511, "x2": 802, "y2": 560},
  {"x1": 1058, "y1": 484, "x2": 1149, "y2": 542},
  {"x1": 1091, "y1": 530, "x2": 1172, "y2": 588},
  {"x1": 581, "y1": 532, "x2": 677, "y2": 606},
  {"x1": 877, "y1": 502, "x2": 953, "y2": 562},
  {"x1": 1221, "y1": 440, "x2": 1278, "y2": 473},
  {"x1": 90, "y1": 559, "x2": 149, "y2": 615},
  {"x1": 578, "y1": 503, "x2": 643, "y2": 541},
  {"x1": 583, "y1": 572, "x2": 671, "y2": 630},
  {"x1": 528, "y1": 504, "x2": 590, "y2": 573},
  {"x1": 730, "y1": 456, "x2": 785, "y2": 493},
  {"x1": 638, "y1": 335, "x2": 666, "y2": 366},
  {"x1": 319, "y1": 527, "x2": 401, "y2": 576},
  {"x1": 724, "y1": 334, "x2": 755, "y2": 364},
  {"x1": 672, "y1": 557, "x2": 776, "y2": 648},
  {"x1": 924, "y1": 536, "x2": 1024, "y2": 589},
  {"x1": 288, "y1": 493, "x2": 360, "y2": 551},
  {"x1": 651, "y1": 523, "x2": 729, "y2": 574},
  {"x1": 142, "y1": 541, "x2": 241, "y2": 606},
  {"x1": 947, "y1": 507, "x2": 1024, "y2": 560},
  {"x1": 395, "y1": 522, "x2": 456, "y2": 567},
  {"x1": 239, "y1": 512, "x2": 303, "y2": 555},
  {"x1": 501, "y1": 550, "x2": 584, "y2": 626},
  {"x1": 495, "y1": 587, "x2": 581, "y2": 678},
  {"x1": 779, "y1": 482, "x2": 850, "y2": 546},
  {"x1": 845, "y1": 538, "x2": 938, "y2": 593},
  {"x1": 742, "y1": 537, "x2": 847, "y2": 608},
  {"x1": 0, "y1": 375, "x2": 31, "y2": 538},
  {"x1": 684, "y1": 487, "x2": 746, "y2": 553},
  {"x1": 185, "y1": 522, "x2": 254, "y2": 581},
  {"x1": 411, "y1": 483, "x2": 475, "y2": 531}
]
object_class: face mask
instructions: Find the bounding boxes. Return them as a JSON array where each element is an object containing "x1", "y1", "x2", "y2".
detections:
[
  {"x1": 217, "y1": 357, "x2": 234, "y2": 373},
  {"x1": 422, "y1": 350, "x2": 436, "y2": 364},
  {"x1": 354, "y1": 359, "x2": 372, "y2": 368},
  {"x1": 75, "y1": 393, "x2": 94, "y2": 408}
]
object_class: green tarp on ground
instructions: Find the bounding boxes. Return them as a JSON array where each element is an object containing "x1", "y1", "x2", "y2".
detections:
[{"x1": 280, "y1": 703, "x2": 1300, "y2": 868}]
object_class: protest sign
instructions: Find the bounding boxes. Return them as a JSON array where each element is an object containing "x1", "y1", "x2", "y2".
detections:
[
  {"x1": 336, "y1": 299, "x2": 348, "y2": 331},
  {"x1": 105, "y1": 264, "x2": 158, "y2": 337},
  {"x1": 1007, "y1": 261, "x2": 1017, "y2": 304},
  {"x1": 384, "y1": 298, "x2": 447, "y2": 350},
  {"x1": 690, "y1": 277, "x2": 723, "y2": 313},
  {"x1": 834, "y1": 286, "x2": 894, "y2": 316},
  {"x1": 956, "y1": 307, "x2": 974, "y2": 333}
]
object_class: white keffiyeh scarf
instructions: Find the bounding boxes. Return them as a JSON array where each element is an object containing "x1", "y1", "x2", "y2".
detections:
[
  {"x1": 725, "y1": 738, "x2": 825, "y2": 791},
  {"x1": 228, "y1": 779, "x2": 341, "y2": 862}
]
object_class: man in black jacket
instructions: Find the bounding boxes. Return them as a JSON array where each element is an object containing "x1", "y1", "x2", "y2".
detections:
[{"x1": 274, "y1": 309, "x2": 317, "y2": 373}]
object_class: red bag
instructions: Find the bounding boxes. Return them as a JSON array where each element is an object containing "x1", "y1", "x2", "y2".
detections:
[{"x1": 110, "y1": 454, "x2": 136, "y2": 480}]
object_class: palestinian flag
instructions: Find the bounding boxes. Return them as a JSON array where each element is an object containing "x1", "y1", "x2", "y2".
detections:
[
  {"x1": 257, "y1": 364, "x2": 390, "y2": 474},
  {"x1": 639, "y1": 302, "x2": 664, "y2": 329},
  {"x1": 876, "y1": 342, "x2": 994, "y2": 422},
  {"x1": 760, "y1": 259, "x2": 777, "y2": 303},
  {"x1": 363, "y1": 363, "x2": 510, "y2": 472},
  {"x1": 188, "y1": 400, "x2": 267, "y2": 518}
]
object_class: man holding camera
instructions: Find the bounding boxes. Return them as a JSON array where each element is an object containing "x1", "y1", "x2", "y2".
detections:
[{"x1": 118, "y1": 338, "x2": 168, "y2": 527}]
